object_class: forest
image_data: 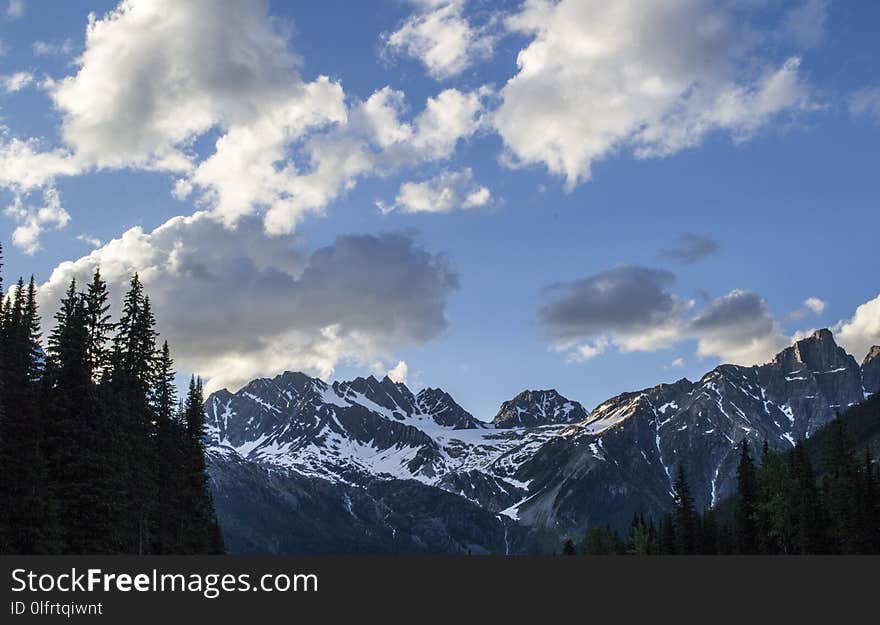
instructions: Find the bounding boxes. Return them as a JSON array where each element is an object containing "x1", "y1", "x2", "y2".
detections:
[
  {"x1": 563, "y1": 394, "x2": 880, "y2": 555},
  {"x1": 0, "y1": 242, "x2": 223, "y2": 554}
]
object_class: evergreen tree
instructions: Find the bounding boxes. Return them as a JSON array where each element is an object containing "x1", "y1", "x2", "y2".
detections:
[
  {"x1": 84, "y1": 269, "x2": 113, "y2": 380},
  {"x1": 152, "y1": 342, "x2": 183, "y2": 553},
  {"x1": 823, "y1": 418, "x2": 859, "y2": 553},
  {"x1": 627, "y1": 514, "x2": 654, "y2": 555},
  {"x1": 734, "y1": 440, "x2": 759, "y2": 554},
  {"x1": 0, "y1": 278, "x2": 55, "y2": 552},
  {"x1": 659, "y1": 513, "x2": 676, "y2": 554},
  {"x1": 789, "y1": 442, "x2": 827, "y2": 553},
  {"x1": 0, "y1": 258, "x2": 222, "y2": 555},
  {"x1": 180, "y1": 377, "x2": 224, "y2": 553},
  {"x1": 672, "y1": 464, "x2": 698, "y2": 554},
  {"x1": 755, "y1": 445, "x2": 795, "y2": 554},
  {"x1": 561, "y1": 538, "x2": 577, "y2": 555},
  {"x1": 858, "y1": 448, "x2": 879, "y2": 553},
  {"x1": 699, "y1": 508, "x2": 719, "y2": 555}
]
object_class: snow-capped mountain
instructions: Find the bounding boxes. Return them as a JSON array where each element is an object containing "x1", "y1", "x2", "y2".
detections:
[
  {"x1": 206, "y1": 329, "x2": 879, "y2": 553},
  {"x1": 492, "y1": 390, "x2": 588, "y2": 428}
]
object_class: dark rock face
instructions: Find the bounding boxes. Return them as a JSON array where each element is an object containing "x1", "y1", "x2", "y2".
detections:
[
  {"x1": 492, "y1": 390, "x2": 587, "y2": 428},
  {"x1": 206, "y1": 328, "x2": 877, "y2": 553},
  {"x1": 208, "y1": 450, "x2": 530, "y2": 554},
  {"x1": 416, "y1": 387, "x2": 486, "y2": 429},
  {"x1": 863, "y1": 346, "x2": 880, "y2": 396}
]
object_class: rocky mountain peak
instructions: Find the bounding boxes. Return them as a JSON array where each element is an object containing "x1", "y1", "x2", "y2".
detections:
[
  {"x1": 416, "y1": 388, "x2": 485, "y2": 429},
  {"x1": 862, "y1": 345, "x2": 880, "y2": 396},
  {"x1": 774, "y1": 328, "x2": 854, "y2": 373},
  {"x1": 492, "y1": 389, "x2": 587, "y2": 428}
]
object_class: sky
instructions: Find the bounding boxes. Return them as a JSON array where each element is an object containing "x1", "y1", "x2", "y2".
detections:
[{"x1": 0, "y1": 0, "x2": 878, "y2": 420}]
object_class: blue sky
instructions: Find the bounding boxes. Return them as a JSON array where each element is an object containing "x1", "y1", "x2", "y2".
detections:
[{"x1": 1, "y1": 0, "x2": 878, "y2": 419}]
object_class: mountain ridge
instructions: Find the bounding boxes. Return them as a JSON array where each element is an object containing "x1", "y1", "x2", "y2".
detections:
[{"x1": 205, "y1": 329, "x2": 879, "y2": 553}]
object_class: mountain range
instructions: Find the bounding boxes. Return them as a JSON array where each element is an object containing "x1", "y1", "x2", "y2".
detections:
[{"x1": 205, "y1": 329, "x2": 880, "y2": 554}]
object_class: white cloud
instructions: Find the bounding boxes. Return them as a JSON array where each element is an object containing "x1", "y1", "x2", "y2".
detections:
[
  {"x1": 669, "y1": 357, "x2": 685, "y2": 369},
  {"x1": 495, "y1": 0, "x2": 816, "y2": 189},
  {"x1": 0, "y1": 0, "x2": 487, "y2": 250},
  {"x1": 6, "y1": 0, "x2": 23, "y2": 20},
  {"x1": 804, "y1": 297, "x2": 826, "y2": 315},
  {"x1": 563, "y1": 338, "x2": 609, "y2": 364},
  {"x1": 383, "y1": 0, "x2": 495, "y2": 80},
  {"x1": 187, "y1": 84, "x2": 486, "y2": 236},
  {"x1": 834, "y1": 294, "x2": 880, "y2": 361},
  {"x1": 4, "y1": 187, "x2": 71, "y2": 254},
  {"x1": 32, "y1": 39, "x2": 74, "y2": 57},
  {"x1": 372, "y1": 360, "x2": 410, "y2": 384},
  {"x1": 690, "y1": 289, "x2": 788, "y2": 366},
  {"x1": 849, "y1": 87, "x2": 880, "y2": 124},
  {"x1": 76, "y1": 233, "x2": 102, "y2": 248},
  {"x1": 1, "y1": 71, "x2": 34, "y2": 93},
  {"x1": 379, "y1": 168, "x2": 490, "y2": 214},
  {"x1": 39, "y1": 214, "x2": 458, "y2": 393}
]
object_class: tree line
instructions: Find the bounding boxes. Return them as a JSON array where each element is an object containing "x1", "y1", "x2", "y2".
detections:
[
  {"x1": 562, "y1": 395, "x2": 880, "y2": 555},
  {"x1": 0, "y1": 242, "x2": 224, "y2": 554}
]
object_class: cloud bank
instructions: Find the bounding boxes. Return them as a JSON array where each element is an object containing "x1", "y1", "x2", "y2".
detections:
[{"x1": 39, "y1": 214, "x2": 459, "y2": 392}]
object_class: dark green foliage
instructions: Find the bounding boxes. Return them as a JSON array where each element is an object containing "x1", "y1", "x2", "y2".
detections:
[
  {"x1": 561, "y1": 538, "x2": 576, "y2": 555},
  {"x1": 734, "y1": 440, "x2": 759, "y2": 553},
  {"x1": 583, "y1": 523, "x2": 624, "y2": 555},
  {"x1": 672, "y1": 464, "x2": 698, "y2": 554},
  {"x1": 573, "y1": 395, "x2": 880, "y2": 556},
  {"x1": 0, "y1": 253, "x2": 223, "y2": 554}
]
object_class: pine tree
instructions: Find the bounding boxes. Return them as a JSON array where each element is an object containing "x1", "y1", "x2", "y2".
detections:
[
  {"x1": 700, "y1": 508, "x2": 719, "y2": 554},
  {"x1": 789, "y1": 442, "x2": 828, "y2": 554},
  {"x1": 561, "y1": 538, "x2": 577, "y2": 555},
  {"x1": 0, "y1": 278, "x2": 55, "y2": 552},
  {"x1": 659, "y1": 513, "x2": 676, "y2": 554},
  {"x1": 151, "y1": 341, "x2": 183, "y2": 553},
  {"x1": 823, "y1": 418, "x2": 859, "y2": 553},
  {"x1": 672, "y1": 464, "x2": 698, "y2": 554},
  {"x1": 180, "y1": 377, "x2": 224, "y2": 553},
  {"x1": 859, "y1": 448, "x2": 879, "y2": 553},
  {"x1": 84, "y1": 269, "x2": 113, "y2": 380},
  {"x1": 734, "y1": 439, "x2": 759, "y2": 554},
  {"x1": 109, "y1": 274, "x2": 159, "y2": 553},
  {"x1": 627, "y1": 514, "x2": 653, "y2": 555}
]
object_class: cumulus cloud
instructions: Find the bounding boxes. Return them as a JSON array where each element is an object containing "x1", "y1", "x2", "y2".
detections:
[
  {"x1": 834, "y1": 294, "x2": 880, "y2": 361},
  {"x1": 787, "y1": 296, "x2": 828, "y2": 320},
  {"x1": 4, "y1": 187, "x2": 70, "y2": 254},
  {"x1": 39, "y1": 214, "x2": 458, "y2": 392},
  {"x1": 539, "y1": 266, "x2": 692, "y2": 354},
  {"x1": 0, "y1": 0, "x2": 487, "y2": 250},
  {"x1": 494, "y1": 0, "x2": 816, "y2": 189},
  {"x1": 689, "y1": 289, "x2": 788, "y2": 365},
  {"x1": 1, "y1": 71, "x2": 34, "y2": 93},
  {"x1": 539, "y1": 265, "x2": 789, "y2": 366},
  {"x1": 76, "y1": 233, "x2": 102, "y2": 248},
  {"x1": 378, "y1": 168, "x2": 490, "y2": 214},
  {"x1": 372, "y1": 360, "x2": 410, "y2": 384},
  {"x1": 383, "y1": 0, "x2": 495, "y2": 80},
  {"x1": 804, "y1": 297, "x2": 826, "y2": 314},
  {"x1": 187, "y1": 85, "x2": 487, "y2": 235},
  {"x1": 658, "y1": 233, "x2": 719, "y2": 264},
  {"x1": 849, "y1": 87, "x2": 880, "y2": 124}
]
